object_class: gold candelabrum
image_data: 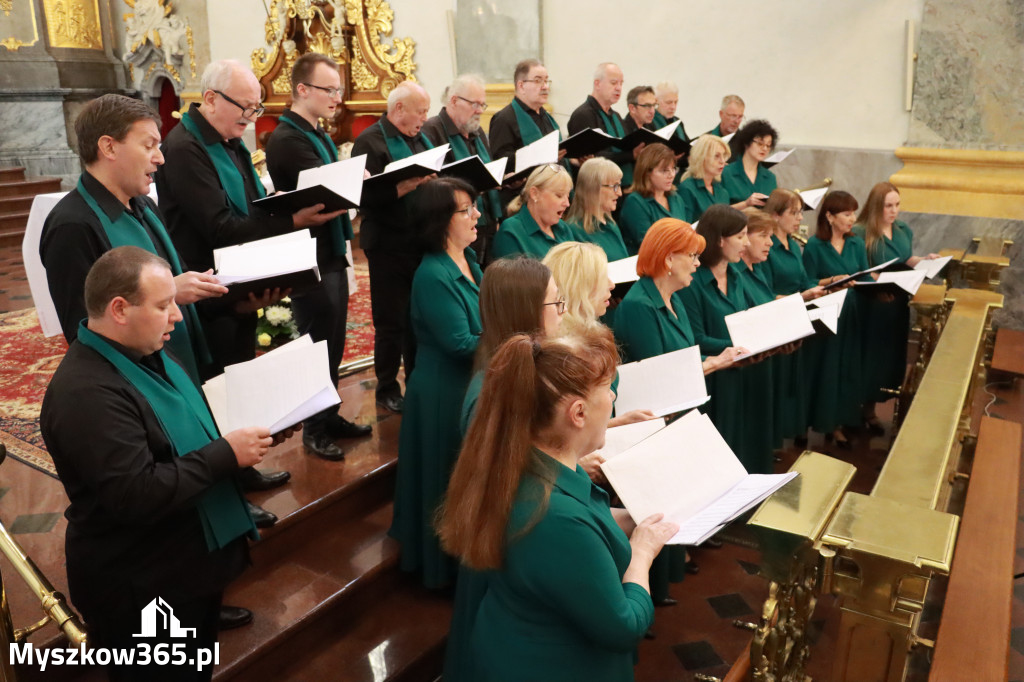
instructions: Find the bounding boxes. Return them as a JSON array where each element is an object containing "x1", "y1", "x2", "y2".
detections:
[
  {"x1": 741, "y1": 270, "x2": 1003, "y2": 681},
  {"x1": 0, "y1": 445, "x2": 87, "y2": 682}
]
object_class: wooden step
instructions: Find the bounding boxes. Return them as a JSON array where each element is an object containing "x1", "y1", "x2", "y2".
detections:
[
  {"x1": 0, "y1": 177, "x2": 62, "y2": 199},
  {"x1": 0, "y1": 166, "x2": 27, "y2": 183},
  {"x1": 0, "y1": 211, "x2": 29, "y2": 233},
  {"x1": 0, "y1": 196, "x2": 35, "y2": 214}
]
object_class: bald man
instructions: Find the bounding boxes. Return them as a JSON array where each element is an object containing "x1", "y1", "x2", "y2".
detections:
[
  {"x1": 351, "y1": 80, "x2": 434, "y2": 413},
  {"x1": 568, "y1": 62, "x2": 639, "y2": 181}
]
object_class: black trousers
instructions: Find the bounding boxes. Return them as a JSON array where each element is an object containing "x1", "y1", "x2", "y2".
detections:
[
  {"x1": 83, "y1": 591, "x2": 222, "y2": 682},
  {"x1": 364, "y1": 249, "x2": 420, "y2": 399},
  {"x1": 197, "y1": 309, "x2": 257, "y2": 382},
  {"x1": 291, "y1": 268, "x2": 349, "y2": 430}
]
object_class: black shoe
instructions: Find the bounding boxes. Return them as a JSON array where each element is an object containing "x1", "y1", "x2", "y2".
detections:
[
  {"x1": 302, "y1": 431, "x2": 346, "y2": 461},
  {"x1": 238, "y1": 467, "x2": 291, "y2": 492},
  {"x1": 654, "y1": 597, "x2": 678, "y2": 606},
  {"x1": 247, "y1": 501, "x2": 278, "y2": 528},
  {"x1": 218, "y1": 605, "x2": 253, "y2": 631},
  {"x1": 703, "y1": 538, "x2": 723, "y2": 549},
  {"x1": 864, "y1": 418, "x2": 885, "y2": 436},
  {"x1": 831, "y1": 430, "x2": 853, "y2": 451},
  {"x1": 376, "y1": 394, "x2": 404, "y2": 413},
  {"x1": 325, "y1": 414, "x2": 372, "y2": 439}
]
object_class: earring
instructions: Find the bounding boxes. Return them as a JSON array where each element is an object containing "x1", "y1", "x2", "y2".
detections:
[{"x1": 668, "y1": 270, "x2": 673, "y2": 276}]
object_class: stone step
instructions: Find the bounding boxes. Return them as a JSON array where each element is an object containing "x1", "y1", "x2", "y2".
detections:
[
  {"x1": 0, "y1": 195, "x2": 35, "y2": 214},
  {"x1": 0, "y1": 167, "x2": 27, "y2": 183},
  {"x1": 0, "y1": 177, "x2": 62, "y2": 199}
]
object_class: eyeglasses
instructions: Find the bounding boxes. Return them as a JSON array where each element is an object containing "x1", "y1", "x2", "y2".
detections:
[
  {"x1": 751, "y1": 138, "x2": 773, "y2": 150},
  {"x1": 654, "y1": 166, "x2": 678, "y2": 174},
  {"x1": 543, "y1": 298, "x2": 567, "y2": 314},
  {"x1": 601, "y1": 183, "x2": 622, "y2": 193},
  {"x1": 303, "y1": 83, "x2": 344, "y2": 98},
  {"x1": 520, "y1": 77, "x2": 552, "y2": 86},
  {"x1": 214, "y1": 90, "x2": 265, "y2": 118},
  {"x1": 454, "y1": 204, "x2": 480, "y2": 218},
  {"x1": 456, "y1": 95, "x2": 488, "y2": 111},
  {"x1": 632, "y1": 102, "x2": 657, "y2": 110}
]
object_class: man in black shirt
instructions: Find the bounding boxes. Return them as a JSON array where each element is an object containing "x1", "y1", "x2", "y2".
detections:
[
  {"x1": 567, "y1": 62, "x2": 643, "y2": 175},
  {"x1": 422, "y1": 73, "x2": 502, "y2": 265},
  {"x1": 40, "y1": 247, "x2": 272, "y2": 681},
  {"x1": 350, "y1": 80, "x2": 433, "y2": 413},
  {"x1": 264, "y1": 53, "x2": 372, "y2": 459},
  {"x1": 620, "y1": 85, "x2": 659, "y2": 188},
  {"x1": 156, "y1": 58, "x2": 342, "y2": 377}
]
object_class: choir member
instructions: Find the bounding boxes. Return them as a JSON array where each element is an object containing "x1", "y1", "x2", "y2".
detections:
[
  {"x1": 568, "y1": 62, "x2": 639, "y2": 173},
  {"x1": 564, "y1": 157, "x2": 630, "y2": 261},
  {"x1": 491, "y1": 163, "x2": 575, "y2": 260},
  {"x1": 422, "y1": 73, "x2": 503, "y2": 265},
  {"x1": 488, "y1": 59, "x2": 560, "y2": 162},
  {"x1": 438, "y1": 329, "x2": 678, "y2": 682},
  {"x1": 619, "y1": 85, "x2": 658, "y2": 187},
  {"x1": 677, "y1": 135, "x2": 732, "y2": 223},
  {"x1": 653, "y1": 81, "x2": 690, "y2": 180},
  {"x1": 852, "y1": 182, "x2": 940, "y2": 432},
  {"x1": 801, "y1": 191, "x2": 870, "y2": 449},
  {"x1": 706, "y1": 94, "x2": 745, "y2": 137},
  {"x1": 722, "y1": 119, "x2": 779, "y2": 206},
  {"x1": 389, "y1": 178, "x2": 484, "y2": 589},
  {"x1": 350, "y1": 80, "x2": 435, "y2": 414},
  {"x1": 618, "y1": 143, "x2": 687, "y2": 255},
  {"x1": 264, "y1": 52, "x2": 371, "y2": 459},
  {"x1": 543, "y1": 242, "x2": 614, "y2": 333}
]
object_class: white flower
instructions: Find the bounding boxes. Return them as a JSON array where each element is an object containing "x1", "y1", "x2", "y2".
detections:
[{"x1": 264, "y1": 305, "x2": 292, "y2": 326}]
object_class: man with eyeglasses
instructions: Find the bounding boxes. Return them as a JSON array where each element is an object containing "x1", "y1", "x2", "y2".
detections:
[
  {"x1": 568, "y1": 63, "x2": 643, "y2": 186},
  {"x1": 262, "y1": 53, "x2": 373, "y2": 460},
  {"x1": 350, "y1": 79, "x2": 434, "y2": 415},
  {"x1": 706, "y1": 94, "x2": 745, "y2": 138},
  {"x1": 422, "y1": 73, "x2": 502, "y2": 266},
  {"x1": 157, "y1": 59, "x2": 342, "y2": 382},
  {"x1": 619, "y1": 85, "x2": 659, "y2": 189}
]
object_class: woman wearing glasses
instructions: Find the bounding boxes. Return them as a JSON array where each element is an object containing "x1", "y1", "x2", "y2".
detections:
[
  {"x1": 618, "y1": 143, "x2": 688, "y2": 255},
  {"x1": 492, "y1": 163, "x2": 576, "y2": 260},
  {"x1": 564, "y1": 158, "x2": 630, "y2": 262},
  {"x1": 677, "y1": 135, "x2": 733, "y2": 224},
  {"x1": 721, "y1": 120, "x2": 779, "y2": 208},
  {"x1": 389, "y1": 177, "x2": 485, "y2": 590}
]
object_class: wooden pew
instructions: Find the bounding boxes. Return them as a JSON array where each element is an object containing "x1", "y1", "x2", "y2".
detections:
[
  {"x1": 928, "y1": 416, "x2": 1023, "y2": 681},
  {"x1": 992, "y1": 328, "x2": 1024, "y2": 377}
]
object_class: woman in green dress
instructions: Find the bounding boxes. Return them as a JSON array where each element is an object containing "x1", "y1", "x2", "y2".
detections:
[
  {"x1": 722, "y1": 119, "x2": 779, "y2": 207},
  {"x1": 389, "y1": 177, "x2": 484, "y2": 589},
  {"x1": 763, "y1": 190, "x2": 825, "y2": 443},
  {"x1": 678, "y1": 204, "x2": 777, "y2": 474},
  {"x1": 852, "y1": 182, "x2": 941, "y2": 433},
  {"x1": 491, "y1": 163, "x2": 575, "y2": 260},
  {"x1": 564, "y1": 158, "x2": 630, "y2": 261},
  {"x1": 801, "y1": 191, "x2": 869, "y2": 449},
  {"x1": 617, "y1": 143, "x2": 687, "y2": 254},
  {"x1": 438, "y1": 329, "x2": 679, "y2": 682},
  {"x1": 677, "y1": 135, "x2": 734, "y2": 223}
]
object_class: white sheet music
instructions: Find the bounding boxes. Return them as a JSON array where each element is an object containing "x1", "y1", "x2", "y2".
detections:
[
  {"x1": 653, "y1": 120, "x2": 682, "y2": 140},
  {"x1": 485, "y1": 158, "x2": 508, "y2": 183},
  {"x1": 809, "y1": 288, "x2": 848, "y2": 310},
  {"x1": 607, "y1": 255, "x2": 639, "y2": 284},
  {"x1": 914, "y1": 255, "x2": 952, "y2": 279},
  {"x1": 383, "y1": 144, "x2": 450, "y2": 173},
  {"x1": 798, "y1": 187, "x2": 828, "y2": 210},
  {"x1": 857, "y1": 270, "x2": 927, "y2": 295},
  {"x1": 595, "y1": 418, "x2": 666, "y2": 460},
  {"x1": 296, "y1": 154, "x2": 367, "y2": 204},
  {"x1": 615, "y1": 346, "x2": 708, "y2": 417},
  {"x1": 670, "y1": 473, "x2": 798, "y2": 545},
  {"x1": 807, "y1": 305, "x2": 839, "y2": 334},
  {"x1": 213, "y1": 231, "x2": 318, "y2": 285},
  {"x1": 725, "y1": 294, "x2": 815, "y2": 360},
  {"x1": 764, "y1": 149, "x2": 794, "y2": 165},
  {"x1": 515, "y1": 131, "x2": 560, "y2": 173}
]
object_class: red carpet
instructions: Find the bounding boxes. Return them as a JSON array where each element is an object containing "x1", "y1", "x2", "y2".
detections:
[{"x1": 0, "y1": 265, "x2": 373, "y2": 478}]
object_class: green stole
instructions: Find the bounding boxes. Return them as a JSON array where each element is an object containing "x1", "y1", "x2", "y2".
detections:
[
  {"x1": 378, "y1": 119, "x2": 434, "y2": 163},
  {"x1": 278, "y1": 114, "x2": 354, "y2": 257},
  {"x1": 597, "y1": 106, "x2": 625, "y2": 137},
  {"x1": 76, "y1": 177, "x2": 209, "y2": 382},
  {"x1": 510, "y1": 99, "x2": 571, "y2": 175},
  {"x1": 447, "y1": 131, "x2": 502, "y2": 223},
  {"x1": 77, "y1": 323, "x2": 257, "y2": 551},
  {"x1": 179, "y1": 109, "x2": 266, "y2": 217}
]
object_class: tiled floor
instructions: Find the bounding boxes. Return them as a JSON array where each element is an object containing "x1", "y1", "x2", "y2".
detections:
[{"x1": 1, "y1": 242, "x2": 1022, "y2": 680}]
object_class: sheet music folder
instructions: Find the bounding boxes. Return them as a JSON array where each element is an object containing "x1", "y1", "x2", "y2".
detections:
[
  {"x1": 440, "y1": 155, "x2": 507, "y2": 192},
  {"x1": 822, "y1": 257, "x2": 899, "y2": 290},
  {"x1": 615, "y1": 346, "x2": 708, "y2": 417},
  {"x1": 559, "y1": 128, "x2": 618, "y2": 158},
  {"x1": 213, "y1": 231, "x2": 321, "y2": 304},
  {"x1": 725, "y1": 294, "x2": 815, "y2": 360},
  {"x1": 615, "y1": 121, "x2": 689, "y2": 155},
  {"x1": 600, "y1": 410, "x2": 798, "y2": 545},
  {"x1": 363, "y1": 144, "x2": 450, "y2": 192},
  {"x1": 253, "y1": 154, "x2": 366, "y2": 215}
]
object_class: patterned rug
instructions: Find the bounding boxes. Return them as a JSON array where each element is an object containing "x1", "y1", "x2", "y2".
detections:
[{"x1": 0, "y1": 265, "x2": 373, "y2": 478}]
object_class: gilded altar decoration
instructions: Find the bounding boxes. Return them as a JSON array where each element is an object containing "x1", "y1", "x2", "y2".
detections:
[
  {"x1": 1, "y1": 0, "x2": 12, "y2": 17},
  {"x1": 123, "y1": 0, "x2": 193, "y2": 73},
  {"x1": 1, "y1": 0, "x2": 40, "y2": 51},
  {"x1": 343, "y1": 0, "x2": 415, "y2": 93},
  {"x1": 43, "y1": 0, "x2": 102, "y2": 49},
  {"x1": 271, "y1": 40, "x2": 299, "y2": 95}
]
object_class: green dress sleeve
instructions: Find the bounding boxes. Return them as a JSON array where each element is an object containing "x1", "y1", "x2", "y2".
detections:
[
  {"x1": 802, "y1": 239, "x2": 824, "y2": 279},
  {"x1": 491, "y1": 217, "x2": 521, "y2": 260},
  {"x1": 411, "y1": 261, "x2": 481, "y2": 359},
  {"x1": 617, "y1": 193, "x2": 651, "y2": 255},
  {"x1": 678, "y1": 180, "x2": 701, "y2": 223},
  {"x1": 677, "y1": 282, "x2": 732, "y2": 355},
  {"x1": 720, "y1": 163, "x2": 747, "y2": 204},
  {"x1": 612, "y1": 295, "x2": 669, "y2": 362}
]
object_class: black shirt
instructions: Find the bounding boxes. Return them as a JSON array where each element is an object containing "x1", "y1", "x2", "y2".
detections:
[
  {"x1": 264, "y1": 109, "x2": 349, "y2": 272},
  {"x1": 350, "y1": 115, "x2": 430, "y2": 252},
  {"x1": 155, "y1": 103, "x2": 293, "y2": 273},
  {"x1": 567, "y1": 95, "x2": 633, "y2": 166},
  {"x1": 39, "y1": 171, "x2": 178, "y2": 343},
  {"x1": 40, "y1": 336, "x2": 247, "y2": 615},
  {"x1": 422, "y1": 108, "x2": 502, "y2": 226},
  {"x1": 487, "y1": 97, "x2": 560, "y2": 162}
]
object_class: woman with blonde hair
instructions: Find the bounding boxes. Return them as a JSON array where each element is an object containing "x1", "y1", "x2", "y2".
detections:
[
  {"x1": 542, "y1": 241, "x2": 614, "y2": 331},
  {"x1": 852, "y1": 182, "x2": 939, "y2": 432},
  {"x1": 618, "y1": 143, "x2": 688, "y2": 255},
  {"x1": 491, "y1": 163, "x2": 575, "y2": 260},
  {"x1": 677, "y1": 134, "x2": 733, "y2": 222},
  {"x1": 438, "y1": 329, "x2": 678, "y2": 681},
  {"x1": 564, "y1": 158, "x2": 630, "y2": 261}
]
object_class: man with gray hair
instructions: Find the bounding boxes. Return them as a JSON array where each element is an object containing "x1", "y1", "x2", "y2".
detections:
[
  {"x1": 654, "y1": 81, "x2": 691, "y2": 179},
  {"x1": 350, "y1": 79, "x2": 434, "y2": 413},
  {"x1": 422, "y1": 73, "x2": 502, "y2": 264},
  {"x1": 707, "y1": 94, "x2": 745, "y2": 137},
  {"x1": 568, "y1": 62, "x2": 642, "y2": 179}
]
